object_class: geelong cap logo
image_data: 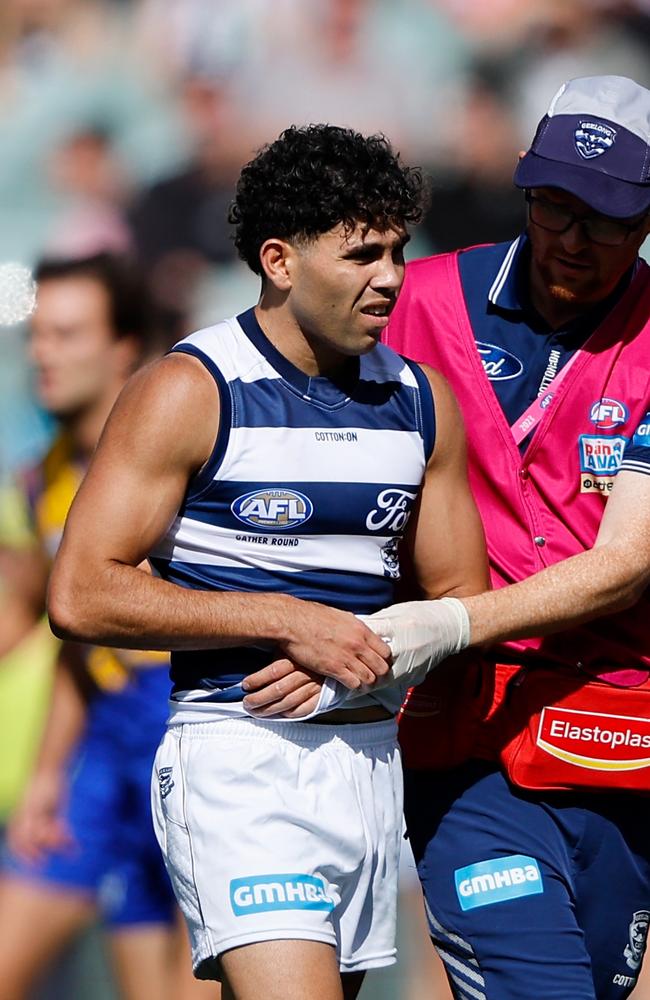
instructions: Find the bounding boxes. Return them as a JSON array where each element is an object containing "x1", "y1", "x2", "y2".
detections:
[{"x1": 574, "y1": 120, "x2": 617, "y2": 159}]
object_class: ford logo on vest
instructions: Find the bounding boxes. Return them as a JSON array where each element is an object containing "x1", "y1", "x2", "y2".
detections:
[
  {"x1": 231, "y1": 488, "x2": 313, "y2": 530},
  {"x1": 476, "y1": 342, "x2": 523, "y2": 381}
]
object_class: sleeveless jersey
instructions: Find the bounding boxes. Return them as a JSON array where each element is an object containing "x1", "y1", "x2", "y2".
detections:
[{"x1": 149, "y1": 307, "x2": 435, "y2": 702}]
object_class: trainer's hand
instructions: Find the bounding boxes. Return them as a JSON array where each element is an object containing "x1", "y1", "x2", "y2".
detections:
[
  {"x1": 359, "y1": 597, "x2": 470, "y2": 689},
  {"x1": 278, "y1": 600, "x2": 391, "y2": 690},
  {"x1": 242, "y1": 660, "x2": 323, "y2": 718}
]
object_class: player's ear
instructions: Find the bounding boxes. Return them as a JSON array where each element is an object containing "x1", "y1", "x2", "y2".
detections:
[{"x1": 259, "y1": 238, "x2": 293, "y2": 292}]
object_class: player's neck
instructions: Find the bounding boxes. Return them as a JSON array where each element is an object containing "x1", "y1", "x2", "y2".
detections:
[{"x1": 254, "y1": 302, "x2": 352, "y2": 379}]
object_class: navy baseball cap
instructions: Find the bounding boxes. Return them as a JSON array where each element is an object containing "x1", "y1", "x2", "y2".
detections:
[{"x1": 514, "y1": 75, "x2": 650, "y2": 219}]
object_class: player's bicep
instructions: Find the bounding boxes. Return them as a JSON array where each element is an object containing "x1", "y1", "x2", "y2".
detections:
[
  {"x1": 57, "y1": 354, "x2": 219, "y2": 571},
  {"x1": 405, "y1": 366, "x2": 489, "y2": 600}
]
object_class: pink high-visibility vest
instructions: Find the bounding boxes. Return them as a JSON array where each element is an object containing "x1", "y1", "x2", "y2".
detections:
[
  {"x1": 385, "y1": 250, "x2": 650, "y2": 683},
  {"x1": 384, "y1": 253, "x2": 650, "y2": 788}
]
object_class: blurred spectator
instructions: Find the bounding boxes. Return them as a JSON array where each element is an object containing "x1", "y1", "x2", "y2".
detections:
[
  {"x1": 129, "y1": 70, "x2": 245, "y2": 343},
  {"x1": 0, "y1": 0, "x2": 187, "y2": 265},
  {"x1": 420, "y1": 71, "x2": 526, "y2": 252}
]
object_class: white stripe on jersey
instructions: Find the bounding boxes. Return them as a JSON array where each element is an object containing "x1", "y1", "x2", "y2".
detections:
[
  {"x1": 225, "y1": 426, "x2": 426, "y2": 484},
  {"x1": 151, "y1": 517, "x2": 394, "y2": 573}
]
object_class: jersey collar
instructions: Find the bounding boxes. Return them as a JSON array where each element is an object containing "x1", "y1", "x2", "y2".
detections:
[{"x1": 487, "y1": 235, "x2": 527, "y2": 313}]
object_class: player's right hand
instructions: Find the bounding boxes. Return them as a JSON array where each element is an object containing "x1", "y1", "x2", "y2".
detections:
[
  {"x1": 242, "y1": 660, "x2": 323, "y2": 718},
  {"x1": 278, "y1": 599, "x2": 391, "y2": 689},
  {"x1": 7, "y1": 770, "x2": 74, "y2": 864}
]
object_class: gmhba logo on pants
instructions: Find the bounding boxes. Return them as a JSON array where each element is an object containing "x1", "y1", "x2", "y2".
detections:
[{"x1": 230, "y1": 873, "x2": 334, "y2": 915}]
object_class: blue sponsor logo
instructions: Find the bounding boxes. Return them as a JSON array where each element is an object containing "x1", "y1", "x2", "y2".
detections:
[
  {"x1": 455, "y1": 855, "x2": 543, "y2": 911},
  {"x1": 578, "y1": 435, "x2": 627, "y2": 474},
  {"x1": 575, "y1": 120, "x2": 616, "y2": 160},
  {"x1": 476, "y1": 342, "x2": 523, "y2": 381},
  {"x1": 230, "y1": 874, "x2": 334, "y2": 916},
  {"x1": 633, "y1": 413, "x2": 650, "y2": 449},
  {"x1": 589, "y1": 398, "x2": 629, "y2": 429},
  {"x1": 231, "y1": 489, "x2": 313, "y2": 530}
]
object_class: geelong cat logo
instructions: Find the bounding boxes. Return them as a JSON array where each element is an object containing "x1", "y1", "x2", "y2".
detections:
[
  {"x1": 575, "y1": 120, "x2": 616, "y2": 159},
  {"x1": 231, "y1": 489, "x2": 313, "y2": 529}
]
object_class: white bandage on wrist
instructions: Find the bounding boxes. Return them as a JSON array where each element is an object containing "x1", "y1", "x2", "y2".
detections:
[
  {"x1": 359, "y1": 597, "x2": 470, "y2": 698},
  {"x1": 292, "y1": 597, "x2": 471, "y2": 718}
]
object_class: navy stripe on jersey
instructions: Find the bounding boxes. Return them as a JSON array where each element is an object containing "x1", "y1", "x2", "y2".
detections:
[
  {"x1": 174, "y1": 481, "x2": 419, "y2": 535},
  {"x1": 223, "y1": 372, "x2": 421, "y2": 429},
  {"x1": 402, "y1": 356, "x2": 436, "y2": 460},
  {"x1": 169, "y1": 344, "x2": 233, "y2": 500},
  {"x1": 150, "y1": 559, "x2": 395, "y2": 613}
]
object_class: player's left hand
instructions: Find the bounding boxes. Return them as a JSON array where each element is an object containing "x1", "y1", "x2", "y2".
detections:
[{"x1": 242, "y1": 660, "x2": 324, "y2": 718}]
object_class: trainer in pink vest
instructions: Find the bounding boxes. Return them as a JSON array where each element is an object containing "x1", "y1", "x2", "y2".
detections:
[{"x1": 385, "y1": 249, "x2": 650, "y2": 791}]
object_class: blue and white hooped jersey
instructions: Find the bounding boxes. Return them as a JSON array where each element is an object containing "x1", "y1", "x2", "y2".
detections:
[{"x1": 149, "y1": 308, "x2": 435, "y2": 706}]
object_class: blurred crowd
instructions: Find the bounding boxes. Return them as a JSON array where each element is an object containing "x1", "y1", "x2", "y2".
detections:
[
  {"x1": 0, "y1": 2, "x2": 650, "y2": 998},
  {"x1": 0, "y1": 0, "x2": 649, "y2": 476}
]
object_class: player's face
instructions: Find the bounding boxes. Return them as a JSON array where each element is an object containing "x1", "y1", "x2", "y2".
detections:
[
  {"x1": 527, "y1": 187, "x2": 650, "y2": 313},
  {"x1": 29, "y1": 276, "x2": 129, "y2": 418},
  {"x1": 288, "y1": 222, "x2": 408, "y2": 361}
]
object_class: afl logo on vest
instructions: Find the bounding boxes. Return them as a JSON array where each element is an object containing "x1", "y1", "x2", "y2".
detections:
[
  {"x1": 589, "y1": 397, "x2": 629, "y2": 429},
  {"x1": 476, "y1": 342, "x2": 523, "y2": 381},
  {"x1": 231, "y1": 489, "x2": 313, "y2": 530}
]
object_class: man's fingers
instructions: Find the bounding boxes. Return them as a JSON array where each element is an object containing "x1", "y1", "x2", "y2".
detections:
[
  {"x1": 364, "y1": 627, "x2": 392, "y2": 662},
  {"x1": 245, "y1": 683, "x2": 323, "y2": 719},
  {"x1": 242, "y1": 659, "x2": 297, "y2": 693},
  {"x1": 243, "y1": 668, "x2": 315, "y2": 710}
]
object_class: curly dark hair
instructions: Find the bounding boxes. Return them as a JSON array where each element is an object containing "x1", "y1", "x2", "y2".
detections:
[{"x1": 229, "y1": 124, "x2": 425, "y2": 275}]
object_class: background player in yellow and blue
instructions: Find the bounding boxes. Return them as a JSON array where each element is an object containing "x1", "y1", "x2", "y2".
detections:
[{"x1": 0, "y1": 253, "x2": 216, "y2": 1000}]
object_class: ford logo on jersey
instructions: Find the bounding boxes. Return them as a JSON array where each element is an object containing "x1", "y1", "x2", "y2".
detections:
[
  {"x1": 455, "y1": 855, "x2": 543, "y2": 911},
  {"x1": 476, "y1": 342, "x2": 523, "y2": 381},
  {"x1": 231, "y1": 489, "x2": 313, "y2": 530},
  {"x1": 230, "y1": 874, "x2": 334, "y2": 915},
  {"x1": 589, "y1": 397, "x2": 629, "y2": 429}
]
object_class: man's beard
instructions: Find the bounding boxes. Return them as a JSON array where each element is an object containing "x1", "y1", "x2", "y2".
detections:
[{"x1": 548, "y1": 283, "x2": 579, "y2": 304}]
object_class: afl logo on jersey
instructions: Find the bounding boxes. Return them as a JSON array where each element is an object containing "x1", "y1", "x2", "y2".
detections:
[
  {"x1": 589, "y1": 397, "x2": 628, "y2": 429},
  {"x1": 231, "y1": 489, "x2": 313, "y2": 530},
  {"x1": 476, "y1": 342, "x2": 523, "y2": 381}
]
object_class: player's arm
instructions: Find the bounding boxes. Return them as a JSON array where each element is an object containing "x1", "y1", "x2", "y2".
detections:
[
  {"x1": 0, "y1": 485, "x2": 49, "y2": 656},
  {"x1": 400, "y1": 367, "x2": 489, "y2": 602},
  {"x1": 461, "y1": 468, "x2": 650, "y2": 644},
  {"x1": 7, "y1": 645, "x2": 88, "y2": 862},
  {"x1": 48, "y1": 353, "x2": 390, "y2": 690},
  {"x1": 242, "y1": 367, "x2": 490, "y2": 716}
]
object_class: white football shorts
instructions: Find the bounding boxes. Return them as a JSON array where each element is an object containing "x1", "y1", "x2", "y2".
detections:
[{"x1": 151, "y1": 715, "x2": 402, "y2": 980}]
